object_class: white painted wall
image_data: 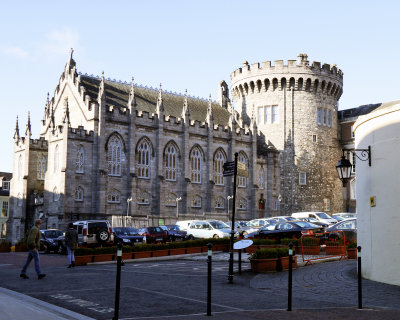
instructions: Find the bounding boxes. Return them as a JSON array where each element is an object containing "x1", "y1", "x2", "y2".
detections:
[{"x1": 354, "y1": 103, "x2": 400, "y2": 286}]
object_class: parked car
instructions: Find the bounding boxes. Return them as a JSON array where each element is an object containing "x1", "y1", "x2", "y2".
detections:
[
  {"x1": 325, "y1": 218, "x2": 357, "y2": 243},
  {"x1": 248, "y1": 218, "x2": 272, "y2": 227},
  {"x1": 113, "y1": 227, "x2": 145, "y2": 245},
  {"x1": 138, "y1": 227, "x2": 169, "y2": 243},
  {"x1": 296, "y1": 217, "x2": 330, "y2": 228},
  {"x1": 291, "y1": 212, "x2": 337, "y2": 225},
  {"x1": 175, "y1": 220, "x2": 196, "y2": 231},
  {"x1": 332, "y1": 212, "x2": 357, "y2": 219},
  {"x1": 186, "y1": 220, "x2": 237, "y2": 239},
  {"x1": 225, "y1": 221, "x2": 259, "y2": 237},
  {"x1": 160, "y1": 225, "x2": 188, "y2": 241},
  {"x1": 57, "y1": 220, "x2": 114, "y2": 254},
  {"x1": 255, "y1": 221, "x2": 323, "y2": 240},
  {"x1": 40, "y1": 229, "x2": 64, "y2": 253}
]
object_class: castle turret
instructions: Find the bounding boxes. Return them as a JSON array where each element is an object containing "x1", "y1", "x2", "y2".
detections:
[
  {"x1": 230, "y1": 53, "x2": 344, "y2": 214},
  {"x1": 25, "y1": 112, "x2": 31, "y2": 137}
]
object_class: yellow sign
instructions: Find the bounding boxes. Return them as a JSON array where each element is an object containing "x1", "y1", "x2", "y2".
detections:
[
  {"x1": 370, "y1": 196, "x2": 376, "y2": 207},
  {"x1": 237, "y1": 162, "x2": 246, "y2": 170},
  {"x1": 237, "y1": 169, "x2": 249, "y2": 178}
]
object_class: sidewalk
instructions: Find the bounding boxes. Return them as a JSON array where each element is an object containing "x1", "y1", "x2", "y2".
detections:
[{"x1": 0, "y1": 287, "x2": 94, "y2": 320}]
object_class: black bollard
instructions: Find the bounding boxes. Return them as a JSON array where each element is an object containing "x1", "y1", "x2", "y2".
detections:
[
  {"x1": 207, "y1": 243, "x2": 212, "y2": 316},
  {"x1": 357, "y1": 246, "x2": 362, "y2": 309},
  {"x1": 238, "y1": 249, "x2": 242, "y2": 274},
  {"x1": 288, "y1": 242, "x2": 293, "y2": 311},
  {"x1": 113, "y1": 243, "x2": 122, "y2": 320}
]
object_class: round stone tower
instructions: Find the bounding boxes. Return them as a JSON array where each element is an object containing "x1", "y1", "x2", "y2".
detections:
[{"x1": 230, "y1": 53, "x2": 344, "y2": 214}]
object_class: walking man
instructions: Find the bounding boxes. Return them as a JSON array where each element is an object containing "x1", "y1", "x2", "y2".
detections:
[
  {"x1": 20, "y1": 219, "x2": 46, "y2": 280},
  {"x1": 65, "y1": 222, "x2": 78, "y2": 268}
]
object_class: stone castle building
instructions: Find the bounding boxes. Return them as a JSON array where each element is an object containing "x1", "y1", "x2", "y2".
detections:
[{"x1": 7, "y1": 51, "x2": 349, "y2": 243}]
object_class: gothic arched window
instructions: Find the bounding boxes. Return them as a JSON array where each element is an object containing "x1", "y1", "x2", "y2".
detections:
[
  {"x1": 54, "y1": 145, "x2": 59, "y2": 173},
  {"x1": 137, "y1": 139, "x2": 151, "y2": 179},
  {"x1": 165, "y1": 193, "x2": 177, "y2": 206},
  {"x1": 214, "y1": 149, "x2": 226, "y2": 186},
  {"x1": 18, "y1": 155, "x2": 23, "y2": 180},
  {"x1": 238, "y1": 152, "x2": 248, "y2": 188},
  {"x1": 191, "y1": 195, "x2": 202, "y2": 208},
  {"x1": 191, "y1": 147, "x2": 202, "y2": 183},
  {"x1": 37, "y1": 155, "x2": 46, "y2": 180},
  {"x1": 107, "y1": 189, "x2": 121, "y2": 203},
  {"x1": 238, "y1": 198, "x2": 247, "y2": 210},
  {"x1": 215, "y1": 196, "x2": 225, "y2": 209},
  {"x1": 74, "y1": 186, "x2": 84, "y2": 202},
  {"x1": 76, "y1": 146, "x2": 85, "y2": 173},
  {"x1": 259, "y1": 166, "x2": 265, "y2": 189},
  {"x1": 137, "y1": 190, "x2": 149, "y2": 204},
  {"x1": 53, "y1": 187, "x2": 60, "y2": 202},
  {"x1": 108, "y1": 136, "x2": 122, "y2": 176},
  {"x1": 165, "y1": 143, "x2": 178, "y2": 181}
]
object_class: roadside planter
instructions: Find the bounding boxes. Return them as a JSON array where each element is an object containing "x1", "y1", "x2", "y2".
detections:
[
  {"x1": 151, "y1": 244, "x2": 169, "y2": 257},
  {"x1": 301, "y1": 237, "x2": 320, "y2": 256},
  {"x1": 249, "y1": 248, "x2": 279, "y2": 273},
  {"x1": 74, "y1": 248, "x2": 94, "y2": 266},
  {"x1": 14, "y1": 243, "x2": 28, "y2": 252},
  {"x1": 168, "y1": 248, "x2": 186, "y2": 256},
  {"x1": 346, "y1": 241, "x2": 358, "y2": 259},
  {"x1": 0, "y1": 241, "x2": 11, "y2": 252},
  {"x1": 92, "y1": 247, "x2": 116, "y2": 262},
  {"x1": 133, "y1": 251, "x2": 152, "y2": 259},
  {"x1": 325, "y1": 241, "x2": 346, "y2": 255}
]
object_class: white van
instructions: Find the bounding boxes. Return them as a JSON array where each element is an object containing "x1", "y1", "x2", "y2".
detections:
[
  {"x1": 175, "y1": 220, "x2": 196, "y2": 231},
  {"x1": 291, "y1": 212, "x2": 337, "y2": 225}
]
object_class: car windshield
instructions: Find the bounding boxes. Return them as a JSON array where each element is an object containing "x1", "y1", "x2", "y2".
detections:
[
  {"x1": 44, "y1": 230, "x2": 63, "y2": 238},
  {"x1": 260, "y1": 223, "x2": 276, "y2": 231},
  {"x1": 166, "y1": 225, "x2": 181, "y2": 231},
  {"x1": 316, "y1": 212, "x2": 332, "y2": 219},
  {"x1": 294, "y1": 221, "x2": 318, "y2": 228},
  {"x1": 159, "y1": 226, "x2": 168, "y2": 231},
  {"x1": 284, "y1": 217, "x2": 296, "y2": 221},
  {"x1": 208, "y1": 221, "x2": 229, "y2": 229},
  {"x1": 148, "y1": 227, "x2": 163, "y2": 233},
  {"x1": 333, "y1": 216, "x2": 344, "y2": 221},
  {"x1": 114, "y1": 228, "x2": 139, "y2": 236}
]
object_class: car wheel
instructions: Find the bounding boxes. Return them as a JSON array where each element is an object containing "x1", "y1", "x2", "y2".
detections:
[
  {"x1": 213, "y1": 235, "x2": 219, "y2": 239},
  {"x1": 96, "y1": 228, "x2": 110, "y2": 244},
  {"x1": 242, "y1": 231, "x2": 248, "y2": 236},
  {"x1": 188, "y1": 235, "x2": 194, "y2": 240}
]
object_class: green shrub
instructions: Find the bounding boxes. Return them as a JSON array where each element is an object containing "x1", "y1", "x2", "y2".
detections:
[
  {"x1": 75, "y1": 247, "x2": 94, "y2": 256},
  {"x1": 93, "y1": 246, "x2": 116, "y2": 255},
  {"x1": 280, "y1": 238, "x2": 300, "y2": 246},
  {"x1": 249, "y1": 248, "x2": 279, "y2": 260},
  {"x1": 325, "y1": 241, "x2": 342, "y2": 247},
  {"x1": 151, "y1": 243, "x2": 169, "y2": 251},
  {"x1": 122, "y1": 245, "x2": 133, "y2": 253},
  {"x1": 252, "y1": 239, "x2": 277, "y2": 246},
  {"x1": 301, "y1": 237, "x2": 320, "y2": 246},
  {"x1": 346, "y1": 240, "x2": 357, "y2": 249},
  {"x1": 276, "y1": 247, "x2": 290, "y2": 258},
  {"x1": 132, "y1": 243, "x2": 153, "y2": 252}
]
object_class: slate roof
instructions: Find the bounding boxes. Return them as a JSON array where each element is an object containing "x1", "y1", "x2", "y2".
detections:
[
  {"x1": 338, "y1": 103, "x2": 381, "y2": 121},
  {"x1": 80, "y1": 75, "x2": 231, "y2": 126}
]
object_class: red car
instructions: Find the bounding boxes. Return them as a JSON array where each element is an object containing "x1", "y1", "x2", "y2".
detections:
[{"x1": 138, "y1": 227, "x2": 169, "y2": 243}]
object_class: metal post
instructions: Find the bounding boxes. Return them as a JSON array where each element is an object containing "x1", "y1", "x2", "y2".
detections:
[
  {"x1": 113, "y1": 243, "x2": 122, "y2": 320},
  {"x1": 238, "y1": 249, "x2": 242, "y2": 274},
  {"x1": 288, "y1": 242, "x2": 293, "y2": 311},
  {"x1": 228, "y1": 152, "x2": 238, "y2": 284},
  {"x1": 207, "y1": 243, "x2": 212, "y2": 316},
  {"x1": 357, "y1": 246, "x2": 362, "y2": 309}
]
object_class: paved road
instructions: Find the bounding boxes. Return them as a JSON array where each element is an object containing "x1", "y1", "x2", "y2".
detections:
[{"x1": 1, "y1": 252, "x2": 400, "y2": 319}]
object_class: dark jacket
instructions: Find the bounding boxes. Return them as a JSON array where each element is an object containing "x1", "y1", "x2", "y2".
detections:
[
  {"x1": 65, "y1": 228, "x2": 78, "y2": 249},
  {"x1": 27, "y1": 226, "x2": 41, "y2": 249}
]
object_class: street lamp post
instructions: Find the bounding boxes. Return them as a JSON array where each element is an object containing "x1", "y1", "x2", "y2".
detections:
[
  {"x1": 336, "y1": 147, "x2": 371, "y2": 185},
  {"x1": 126, "y1": 197, "x2": 132, "y2": 227},
  {"x1": 227, "y1": 195, "x2": 233, "y2": 216},
  {"x1": 176, "y1": 197, "x2": 182, "y2": 218}
]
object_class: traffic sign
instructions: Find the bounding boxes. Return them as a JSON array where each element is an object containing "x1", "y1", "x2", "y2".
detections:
[{"x1": 223, "y1": 161, "x2": 235, "y2": 176}]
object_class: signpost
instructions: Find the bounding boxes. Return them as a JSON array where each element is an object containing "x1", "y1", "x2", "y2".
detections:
[{"x1": 223, "y1": 161, "x2": 235, "y2": 177}]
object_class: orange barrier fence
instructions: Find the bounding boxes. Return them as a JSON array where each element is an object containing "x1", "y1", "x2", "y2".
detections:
[{"x1": 300, "y1": 231, "x2": 348, "y2": 266}]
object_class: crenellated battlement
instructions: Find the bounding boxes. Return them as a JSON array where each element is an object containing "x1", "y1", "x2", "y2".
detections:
[
  {"x1": 68, "y1": 126, "x2": 94, "y2": 141},
  {"x1": 29, "y1": 136, "x2": 48, "y2": 149},
  {"x1": 230, "y1": 53, "x2": 343, "y2": 101}
]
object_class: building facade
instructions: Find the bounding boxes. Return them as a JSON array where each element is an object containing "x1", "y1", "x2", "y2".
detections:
[
  {"x1": 8, "y1": 51, "x2": 357, "y2": 243},
  {"x1": 0, "y1": 172, "x2": 12, "y2": 240}
]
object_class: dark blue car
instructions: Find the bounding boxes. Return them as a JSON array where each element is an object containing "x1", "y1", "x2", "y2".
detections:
[
  {"x1": 160, "y1": 225, "x2": 188, "y2": 241},
  {"x1": 113, "y1": 227, "x2": 145, "y2": 246}
]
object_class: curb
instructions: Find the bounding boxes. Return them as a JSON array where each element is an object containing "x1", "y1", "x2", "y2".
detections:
[{"x1": 0, "y1": 287, "x2": 95, "y2": 320}]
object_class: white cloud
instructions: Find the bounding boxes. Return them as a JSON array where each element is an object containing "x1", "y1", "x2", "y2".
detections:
[{"x1": 0, "y1": 46, "x2": 29, "y2": 59}]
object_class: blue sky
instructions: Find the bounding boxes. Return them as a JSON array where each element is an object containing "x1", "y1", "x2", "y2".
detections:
[{"x1": 1, "y1": 0, "x2": 399, "y2": 172}]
